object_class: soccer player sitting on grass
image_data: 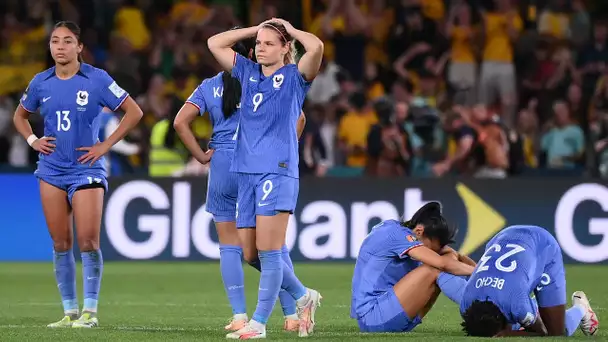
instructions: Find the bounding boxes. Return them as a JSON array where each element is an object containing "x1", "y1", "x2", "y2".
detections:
[{"x1": 351, "y1": 202, "x2": 475, "y2": 333}]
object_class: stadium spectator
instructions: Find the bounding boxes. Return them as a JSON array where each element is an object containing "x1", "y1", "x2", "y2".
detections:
[
  {"x1": 540, "y1": 101, "x2": 585, "y2": 170},
  {"x1": 478, "y1": 0, "x2": 522, "y2": 128}
]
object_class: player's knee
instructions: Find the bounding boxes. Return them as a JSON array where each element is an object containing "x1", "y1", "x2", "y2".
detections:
[
  {"x1": 419, "y1": 264, "x2": 442, "y2": 278},
  {"x1": 52, "y1": 240, "x2": 72, "y2": 252},
  {"x1": 241, "y1": 248, "x2": 258, "y2": 264},
  {"x1": 78, "y1": 238, "x2": 99, "y2": 252}
]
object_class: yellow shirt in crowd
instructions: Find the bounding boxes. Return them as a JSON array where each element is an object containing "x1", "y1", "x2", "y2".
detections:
[{"x1": 482, "y1": 12, "x2": 523, "y2": 63}]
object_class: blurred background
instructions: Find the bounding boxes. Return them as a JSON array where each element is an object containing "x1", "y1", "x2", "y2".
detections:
[{"x1": 2, "y1": 0, "x2": 608, "y2": 180}]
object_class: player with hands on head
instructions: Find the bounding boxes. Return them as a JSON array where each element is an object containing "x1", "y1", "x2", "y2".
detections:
[{"x1": 208, "y1": 17, "x2": 323, "y2": 339}]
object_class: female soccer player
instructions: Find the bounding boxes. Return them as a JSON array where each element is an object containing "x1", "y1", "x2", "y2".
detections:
[
  {"x1": 13, "y1": 21, "x2": 143, "y2": 328},
  {"x1": 460, "y1": 225, "x2": 599, "y2": 337},
  {"x1": 174, "y1": 32, "x2": 304, "y2": 333},
  {"x1": 351, "y1": 202, "x2": 475, "y2": 333},
  {"x1": 208, "y1": 19, "x2": 324, "y2": 339}
]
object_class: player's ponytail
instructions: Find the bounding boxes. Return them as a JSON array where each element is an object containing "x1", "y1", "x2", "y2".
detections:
[{"x1": 221, "y1": 71, "x2": 242, "y2": 119}]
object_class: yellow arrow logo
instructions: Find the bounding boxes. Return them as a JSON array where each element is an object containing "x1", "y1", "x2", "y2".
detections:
[{"x1": 456, "y1": 183, "x2": 506, "y2": 255}]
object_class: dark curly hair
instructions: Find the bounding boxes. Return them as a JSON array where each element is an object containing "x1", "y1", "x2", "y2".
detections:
[{"x1": 461, "y1": 299, "x2": 508, "y2": 337}]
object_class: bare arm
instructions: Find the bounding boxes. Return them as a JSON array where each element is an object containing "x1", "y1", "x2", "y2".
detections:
[
  {"x1": 297, "y1": 111, "x2": 306, "y2": 139},
  {"x1": 278, "y1": 19, "x2": 324, "y2": 81},
  {"x1": 173, "y1": 102, "x2": 213, "y2": 164},
  {"x1": 207, "y1": 26, "x2": 259, "y2": 71},
  {"x1": 408, "y1": 246, "x2": 475, "y2": 276}
]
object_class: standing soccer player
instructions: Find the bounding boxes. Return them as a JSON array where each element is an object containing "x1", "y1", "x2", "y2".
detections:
[
  {"x1": 13, "y1": 21, "x2": 143, "y2": 328},
  {"x1": 208, "y1": 19, "x2": 324, "y2": 339},
  {"x1": 461, "y1": 225, "x2": 599, "y2": 337},
  {"x1": 174, "y1": 32, "x2": 302, "y2": 332}
]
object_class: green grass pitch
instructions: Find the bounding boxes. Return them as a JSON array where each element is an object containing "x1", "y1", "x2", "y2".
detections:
[{"x1": 0, "y1": 262, "x2": 604, "y2": 341}]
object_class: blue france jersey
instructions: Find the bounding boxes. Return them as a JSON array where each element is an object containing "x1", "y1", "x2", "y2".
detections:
[
  {"x1": 20, "y1": 63, "x2": 129, "y2": 174},
  {"x1": 186, "y1": 72, "x2": 239, "y2": 150},
  {"x1": 230, "y1": 54, "x2": 311, "y2": 178},
  {"x1": 351, "y1": 220, "x2": 423, "y2": 319},
  {"x1": 460, "y1": 225, "x2": 559, "y2": 327}
]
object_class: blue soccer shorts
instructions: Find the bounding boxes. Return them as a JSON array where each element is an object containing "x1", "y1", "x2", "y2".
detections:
[
  {"x1": 357, "y1": 287, "x2": 423, "y2": 333},
  {"x1": 534, "y1": 230, "x2": 567, "y2": 308},
  {"x1": 236, "y1": 173, "x2": 299, "y2": 229},
  {"x1": 205, "y1": 149, "x2": 238, "y2": 223},
  {"x1": 36, "y1": 169, "x2": 108, "y2": 205}
]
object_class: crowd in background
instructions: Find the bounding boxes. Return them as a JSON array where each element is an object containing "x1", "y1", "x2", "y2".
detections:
[{"x1": 1, "y1": 0, "x2": 608, "y2": 178}]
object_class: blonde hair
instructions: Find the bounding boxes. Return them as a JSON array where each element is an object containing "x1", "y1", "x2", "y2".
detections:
[{"x1": 284, "y1": 40, "x2": 298, "y2": 65}]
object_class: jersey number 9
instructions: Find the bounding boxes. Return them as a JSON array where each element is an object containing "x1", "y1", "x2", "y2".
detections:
[
  {"x1": 476, "y1": 243, "x2": 526, "y2": 274},
  {"x1": 252, "y1": 93, "x2": 263, "y2": 113},
  {"x1": 56, "y1": 110, "x2": 71, "y2": 132}
]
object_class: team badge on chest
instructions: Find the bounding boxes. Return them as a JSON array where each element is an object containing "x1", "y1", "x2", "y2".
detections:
[
  {"x1": 76, "y1": 90, "x2": 89, "y2": 107},
  {"x1": 273, "y1": 74, "x2": 284, "y2": 89}
]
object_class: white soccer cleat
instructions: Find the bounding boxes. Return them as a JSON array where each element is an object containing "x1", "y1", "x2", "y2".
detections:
[
  {"x1": 225, "y1": 321, "x2": 266, "y2": 339},
  {"x1": 296, "y1": 288, "x2": 322, "y2": 337},
  {"x1": 572, "y1": 291, "x2": 599, "y2": 336}
]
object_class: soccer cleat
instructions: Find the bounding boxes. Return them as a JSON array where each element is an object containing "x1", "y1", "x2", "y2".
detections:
[
  {"x1": 224, "y1": 317, "x2": 248, "y2": 331},
  {"x1": 572, "y1": 291, "x2": 599, "y2": 336},
  {"x1": 47, "y1": 315, "x2": 77, "y2": 328},
  {"x1": 226, "y1": 322, "x2": 266, "y2": 339},
  {"x1": 296, "y1": 288, "x2": 322, "y2": 337},
  {"x1": 71, "y1": 312, "x2": 99, "y2": 328},
  {"x1": 284, "y1": 317, "x2": 299, "y2": 332}
]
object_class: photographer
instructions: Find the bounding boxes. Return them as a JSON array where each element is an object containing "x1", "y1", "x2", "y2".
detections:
[{"x1": 365, "y1": 99, "x2": 412, "y2": 177}]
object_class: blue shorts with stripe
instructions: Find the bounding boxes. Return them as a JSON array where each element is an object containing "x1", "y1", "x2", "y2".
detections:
[
  {"x1": 357, "y1": 287, "x2": 422, "y2": 333},
  {"x1": 35, "y1": 162, "x2": 108, "y2": 205},
  {"x1": 206, "y1": 149, "x2": 238, "y2": 222},
  {"x1": 236, "y1": 173, "x2": 299, "y2": 229}
]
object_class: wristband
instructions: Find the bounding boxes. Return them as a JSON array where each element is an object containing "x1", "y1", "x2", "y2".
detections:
[{"x1": 26, "y1": 134, "x2": 38, "y2": 147}]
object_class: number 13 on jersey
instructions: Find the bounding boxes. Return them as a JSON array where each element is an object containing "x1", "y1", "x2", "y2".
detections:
[{"x1": 56, "y1": 110, "x2": 71, "y2": 132}]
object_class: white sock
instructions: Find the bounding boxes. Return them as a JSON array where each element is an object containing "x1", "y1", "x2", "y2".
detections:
[
  {"x1": 285, "y1": 313, "x2": 298, "y2": 320},
  {"x1": 249, "y1": 319, "x2": 266, "y2": 331},
  {"x1": 234, "y1": 313, "x2": 248, "y2": 321}
]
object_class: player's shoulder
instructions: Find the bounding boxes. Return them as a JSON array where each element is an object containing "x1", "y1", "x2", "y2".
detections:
[
  {"x1": 80, "y1": 63, "x2": 111, "y2": 80},
  {"x1": 29, "y1": 67, "x2": 56, "y2": 87},
  {"x1": 204, "y1": 72, "x2": 225, "y2": 88}
]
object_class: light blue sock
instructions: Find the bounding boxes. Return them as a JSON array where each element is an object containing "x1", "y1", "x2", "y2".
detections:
[
  {"x1": 279, "y1": 245, "x2": 297, "y2": 317},
  {"x1": 220, "y1": 245, "x2": 246, "y2": 315},
  {"x1": 251, "y1": 250, "x2": 283, "y2": 324},
  {"x1": 566, "y1": 305, "x2": 586, "y2": 336},
  {"x1": 53, "y1": 250, "x2": 78, "y2": 314},
  {"x1": 81, "y1": 250, "x2": 103, "y2": 313},
  {"x1": 437, "y1": 272, "x2": 466, "y2": 304}
]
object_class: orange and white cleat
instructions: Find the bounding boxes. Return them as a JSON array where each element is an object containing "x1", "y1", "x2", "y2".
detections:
[
  {"x1": 224, "y1": 314, "x2": 248, "y2": 332},
  {"x1": 226, "y1": 321, "x2": 266, "y2": 339},
  {"x1": 572, "y1": 291, "x2": 599, "y2": 336},
  {"x1": 296, "y1": 288, "x2": 322, "y2": 337},
  {"x1": 283, "y1": 317, "x2": 299, "y2": 332}
]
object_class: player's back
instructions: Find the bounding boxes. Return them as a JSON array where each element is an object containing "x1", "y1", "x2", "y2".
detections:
[
  {"x1": 351, "y1": 220, "x2": 422, "y2": 319},
  {"x1": 230, "y1": 54, "x2": 309, "y2": 177},
  {"x1": 21, "y1": 63, "x2": 128, "y2": 174},
  {"x1": 460, "y1": 225, "x2": 558, "y2": 324},
  {"x1": 186, "y1": 72, "x2": 239, "y2": 150}
]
